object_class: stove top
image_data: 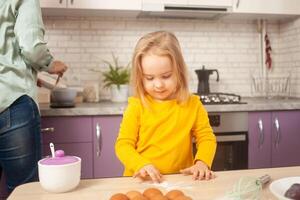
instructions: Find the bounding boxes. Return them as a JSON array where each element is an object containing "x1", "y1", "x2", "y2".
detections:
[{"x1": 198, "y1": 93, "x2": 247, "y2": 105}]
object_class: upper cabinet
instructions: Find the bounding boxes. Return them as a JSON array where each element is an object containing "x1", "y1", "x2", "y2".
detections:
[
  {"x1": 188, "y1": 0, "x2": 232, "y2": 7},
  {"x1": 141, "y1": 0, "x2": 233, "y2": 19},
  {"x1": 142, "y1": 0, "x2": 187, "y2": 5},
  {"x1": 233, "y1": 0, "x2": 300, "y2": 15},
  {"x1": 142, "y1": 0, "x2": 232, "y2": 9},
  {"x1": 40, "y1": 0, "x2": 141, "y2": 11},
  {"x1": 40, "y1": 0, "x2": 67, "y2": 8},
  {"x1": 40, "y1": 0, "x2": 300, "y2": 17},
  {"x1": 67, "y1": 0, "x2": 141, "y2": 10},
  {"x1": 142, "y1": 0, "x2": 232, "y2": 6}
]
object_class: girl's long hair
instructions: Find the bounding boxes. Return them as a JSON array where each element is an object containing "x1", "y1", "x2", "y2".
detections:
[{"x1": 131, "y1": 31, "x2": 190, "y2": 106}]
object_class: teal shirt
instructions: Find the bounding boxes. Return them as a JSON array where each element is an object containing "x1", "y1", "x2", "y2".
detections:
[{"x1": 0, "y1": 0, "x2": 53, "y2": 113}]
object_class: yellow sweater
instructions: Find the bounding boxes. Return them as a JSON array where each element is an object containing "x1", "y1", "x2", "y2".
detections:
[{"x1": 115, "y1": 95, "x2": 216, "y2": 176}]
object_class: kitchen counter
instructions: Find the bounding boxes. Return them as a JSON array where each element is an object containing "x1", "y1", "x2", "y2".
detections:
[
  {"x1": 39, "y1": 97, "x2": 300, "y2": 116},
  {"x1": 8, "y1": 166, "x2": 300, "y2": 200}
]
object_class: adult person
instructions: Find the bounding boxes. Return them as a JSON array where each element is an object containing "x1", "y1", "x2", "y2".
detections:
[{"x1": 0, "y1": 0, "x2": 68, "y2": 193}]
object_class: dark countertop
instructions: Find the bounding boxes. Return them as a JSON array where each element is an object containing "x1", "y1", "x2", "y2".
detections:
[{"x1": 39, "y1": 97, "x2": 300, "y2": 117}]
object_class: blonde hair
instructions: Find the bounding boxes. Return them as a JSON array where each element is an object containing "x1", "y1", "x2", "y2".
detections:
[{"x1": 131, "y1": 31, "x2": 190, "y2": 105}]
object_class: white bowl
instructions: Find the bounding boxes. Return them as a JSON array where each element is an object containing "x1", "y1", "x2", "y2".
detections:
[
  {"x1": 38, "y1": 156, "x2": 81, "y2": 193},
  {"x1": 269, "y1": 176, "x2": 300, "y2": 200},
  {"x1": 50, "y1": 88, "x2": 77, "y2": 103}
]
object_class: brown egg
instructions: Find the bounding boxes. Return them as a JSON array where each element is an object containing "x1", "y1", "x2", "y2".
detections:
[
  {"x1": 110, "y1": 193, "x2": 130, "y2": 200},
  {"x1": 173, "y1": 196, "x2": 192, "y2": 200},
  {"x1": 126, "y1": 190, "x2": 143, "y2": 199},
  {"x1": 150, "y1": 194, "x2": 169, "y2": 200},
  {"x1": 165, "y1": 190, "x2": 185, "y2": 199},
  {"x1": 131, "y1": 194, "x2": 148, "y2": 200},
  {"x1": 143, "y1": 188, "x2": 163, "y2": 199}
]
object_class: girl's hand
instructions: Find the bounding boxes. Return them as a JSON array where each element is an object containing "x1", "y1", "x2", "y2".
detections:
[
  {"x1": 180, "y1": 160, "x2": 215, "y2": 180},
  {"x1": 133, "y1": 164, "x2": 163, "y2": 183}
]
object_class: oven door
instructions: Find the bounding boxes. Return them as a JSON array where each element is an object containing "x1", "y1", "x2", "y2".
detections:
[{"x1": 212, "y1": 132, "x2": 248, "y2": 171}]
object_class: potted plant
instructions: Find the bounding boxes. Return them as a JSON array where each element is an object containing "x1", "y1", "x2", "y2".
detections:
[{"x1": 102, "y1": 54, "x2": 130, "y2": 102}]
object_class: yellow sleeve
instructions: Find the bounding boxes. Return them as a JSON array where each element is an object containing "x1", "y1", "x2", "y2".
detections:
[
  {"x1": 115, "y1": 97, "x2": 152, "y2": 174},
  {"x1": 192, "y1": 99, "x2": 217, "y2": 168}
]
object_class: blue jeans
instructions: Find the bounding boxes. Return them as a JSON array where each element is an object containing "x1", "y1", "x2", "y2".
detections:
[{"x1": 0, "y1": 95, "x2": 42, "y2": 193}]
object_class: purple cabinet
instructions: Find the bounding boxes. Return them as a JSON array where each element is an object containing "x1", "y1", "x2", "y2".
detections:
[
  {"x1": 92, "y1": 116, "x2": 124, "y2": 178},
  {"x1": 41, "y1": 117, "x2": 93, "y2": 179},
  {"x1": 248, "y1": 111, "x2": 300, "y2": 169},
  {"x1": 0, "y1": 174, "x2": 8, "y2": 200},
  {"x1": 0, "y1": 115, "x2": 124, "y2": 199}
]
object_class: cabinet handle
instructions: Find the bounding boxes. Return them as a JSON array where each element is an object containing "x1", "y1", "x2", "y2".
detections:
[
  {"x1": 70, "y1": 0, "x2": 74, "y2": 5},
  {"x1": 236, "y1": 0, "x2": 240, "y2": 8},
  {"x1": 96, "y1": 123, "x2": 102, "y2": 157},
  {"x1": 274, "y1": 117, "x2": 280, "y2": 147},
  {"x1": 41, "y1": 127, "x2": 54, "y2": 133},
  {"x1": 59, "y1": 0, "x2": 63, "y2": 4},
  {"x1": 258, "y1": 119, "x2": 264, "y2": 148}
]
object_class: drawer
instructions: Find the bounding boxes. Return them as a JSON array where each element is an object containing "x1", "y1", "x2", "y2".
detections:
[{"x1": 41, "y1": 117, "x2": 92, "y2": 143}]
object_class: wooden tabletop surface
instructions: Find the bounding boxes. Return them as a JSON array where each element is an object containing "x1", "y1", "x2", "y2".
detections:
[{"x1": 8, "y1": 166, "x2": 300, "y2": 200}]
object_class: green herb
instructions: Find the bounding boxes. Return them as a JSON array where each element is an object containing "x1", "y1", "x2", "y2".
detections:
[{"x1": 102, "y1": 53, "x2": 130, "y2": 89}]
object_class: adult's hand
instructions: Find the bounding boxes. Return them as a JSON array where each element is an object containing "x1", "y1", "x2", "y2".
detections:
[{"x1": 48, "y1": 60, "x2": 68, "y2": 77}]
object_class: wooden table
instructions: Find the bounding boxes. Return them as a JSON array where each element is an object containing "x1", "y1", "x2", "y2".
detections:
[{"x1": 8, "y1": 166, "x2": 300, "y2": 200}]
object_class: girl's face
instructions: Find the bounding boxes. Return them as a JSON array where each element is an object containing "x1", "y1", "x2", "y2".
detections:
[{"x1": 141, "y1": 54, "x2": 177, "y2": 101}]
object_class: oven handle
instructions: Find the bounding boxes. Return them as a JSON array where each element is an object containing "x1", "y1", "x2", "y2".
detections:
[{"x1": 216, "y1": 134, "x2": 246, "y2": 142}]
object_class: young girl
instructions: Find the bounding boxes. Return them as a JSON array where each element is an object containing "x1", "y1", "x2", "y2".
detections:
[{"x1": 115, "y1": 31, "x2": 216, "y2": 183}]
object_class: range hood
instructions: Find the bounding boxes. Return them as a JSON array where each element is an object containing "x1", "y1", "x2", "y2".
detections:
[{"x1": 139, "y1": 2, "x2": 233, "y2": 20}]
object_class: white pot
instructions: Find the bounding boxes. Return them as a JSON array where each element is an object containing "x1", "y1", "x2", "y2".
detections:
[
  {"x1": 38, "y1": 155, "x2": 81, "y2": 193},
  {"x1": 110, "y1": 84, "x2": 129, "y2": 102}
]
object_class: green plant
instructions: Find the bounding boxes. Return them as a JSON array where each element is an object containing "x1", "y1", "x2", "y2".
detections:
[{"x1": 102, "y1": 54, "x2": 130, "y2": 89}]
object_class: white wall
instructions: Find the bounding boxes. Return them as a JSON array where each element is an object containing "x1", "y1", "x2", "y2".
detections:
[
  {"x1": 41, "y1": 16, "x2": 299, "y2": 100},
  {"x1": 277, "y1": 18, "x2": 300, "y2": 97}
]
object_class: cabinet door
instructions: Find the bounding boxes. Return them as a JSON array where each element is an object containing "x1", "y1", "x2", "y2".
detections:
[
  {"x1": 0, "y1": 175, "x2": 8, "y2": 200},
  {"x1": 68, "y1": 0, "x2": 141, "y2": 10},
  {"x1": 271, "y1": 111, "x2": 300, "y2": 167},
  {"x1": 41, "y1": 117, "x2": 92, "y2": 144},
  {"x1": 93, "y1": 116, "x2": 124, "y2": 178},
  {"x1": 233, "y1": 0, "x2": 300, "y2": 15},
  {"x1": 188, "y1": 0, "x2": 232, "y2": 7},
  {"x1": 142, "y1": 0, "x2": 188, "y2": 5},
  {"x1": 40, "y1": 0, "x2": 67, "y2": 8},
  {"x1": 41, "y1": 117, "x2": 93, "y2": 179},
  {"x1": 248, "y1": 112, "x2": 272, "y2": 169}
]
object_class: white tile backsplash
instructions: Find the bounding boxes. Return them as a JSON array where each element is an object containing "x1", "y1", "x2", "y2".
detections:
[{"x1": 42, "y1": 16, "x2": 300, "y2": 100}]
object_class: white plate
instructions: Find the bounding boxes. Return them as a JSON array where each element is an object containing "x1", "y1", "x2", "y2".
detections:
[{"x1": 269, "y1": 176, "x2": 300, "y2": 200}]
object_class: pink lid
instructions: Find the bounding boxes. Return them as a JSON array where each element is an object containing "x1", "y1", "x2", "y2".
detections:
[{"x1": 40, "y1": 150, "x2": 79, "y2": 165}]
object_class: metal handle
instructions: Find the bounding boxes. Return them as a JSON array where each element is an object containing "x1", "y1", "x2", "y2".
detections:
[
  {"x1": 96, "y1": 123, "x2": 102, "y2": 157},
  {"x1": 216, "y1": 134, "x2": 246, "y2": 142},
  {"x1": 274, "y1": 117, "x2": 280, "y2": 147},
  {"x1": 41, "y1": 127, "x2": 54, "y2": 132},
  {"x1": 59, "y1": 0, "x2": 63, "y2": 4},
  {"x1": 258, "y1": 119, "x2": 264, "y2": 148},
  {"x1": 70, "y1": 0, "x2": 74, "y2": 5},
  {"x1": 236, "y1": 0, "x2": 240, "y2": 8}
]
